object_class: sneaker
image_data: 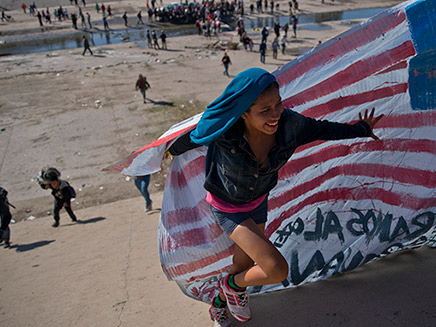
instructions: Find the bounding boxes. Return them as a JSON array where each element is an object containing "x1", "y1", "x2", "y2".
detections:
[
  {"x1": 4, "y1": 241, "x2": 10, "y2": 248},
  {"x1": 218, "y1": 275, "x2": 252, "y2": 322},
  {"x1": 145, "y1": 202, "x2": 152, "y2": 212},
  {"x1": 52, "y1": 221, "x2": 59, "y2": 228},
  {"x1": 209, "y1": 304, "x2": 233, "y2": 327}
]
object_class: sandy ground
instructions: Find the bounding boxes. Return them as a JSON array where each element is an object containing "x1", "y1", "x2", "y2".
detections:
[{"x1": 3, "y1": 0, "x2": 435, "y2": 327}]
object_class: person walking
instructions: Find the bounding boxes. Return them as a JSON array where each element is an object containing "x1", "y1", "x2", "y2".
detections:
[
  {"x1": 82, "y1": 35, "x2": 93, "y2": 55},
  {"x1": 103, "y1": 15, "x2": 109, "y2": 30},
  {"x1": 122, "y1": 11, "x2": 128, "y2": 26},
  {"x1": 133, "y1": 176, "x2": 153, "y2": 211},
  {"x1": 86, "y1": 12, "x2": 92, "y2": 29},
  {"x1": 135, "y1": 74, "x2": 151, "y2": 103},
  {"x1": 167, "y1": 68, "x2": 383, "y2": 326},
  {"x1": 272, "y1": 37, "x2": 279, "y2": 59},
  {"x1": 38, "y1": 167, "x2": 78, "y2": 228},
  {"x1": 261, "y1": 26, "x2": 269, "y2": 43},
  {"x1": 259, "y1": 39, "x2": 266, "y2": 64},
  {"x1": 280, "y1": 35, "x2": 286, "y2": 54},
  {"x1": 137, "y1": 10, "x2": 144, "y2": 24},
  {"x1": 292, "y1": 14, "x2": 298, "y2": 38},
  {"x1": 221, "y1": 52, "x2": 231, "y2": 77}
]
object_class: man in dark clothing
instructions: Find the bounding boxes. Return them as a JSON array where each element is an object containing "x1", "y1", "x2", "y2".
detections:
[
  {"x1": 261, "y1": 26, "x2": 269, "y2": 43},
  {"x1": 123, "y1": 11, "x2": 128, "y2": 26},
  {"x1": 137, "y1": 11, "x2": 144, "y2": 24},
  {"x1": 152, "y1": 30, "x2": 160, "y2": 49},
  {"x1": 259, "y1": 40, "x2": 266, "y2": 63},
  {"x1": 37, "y1": 11, "x2": 43, "y2": 26},
  {"x1": 159, "y1": 30, "x2": 167, "y2": 49},
  {"x1": 82, "y1": 35, "x2": 93, "y2": 55},
  {"x1": 71, "y1": 13, "x2": 78, "y2": 29},
  {"x1": 274, "y1": 23, "x2": 280, "y2": 38}
]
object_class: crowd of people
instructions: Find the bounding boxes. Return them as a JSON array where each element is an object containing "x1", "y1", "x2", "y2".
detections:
[{"x1": 13, "y1": 0, "x2": 308, "y2": 64}]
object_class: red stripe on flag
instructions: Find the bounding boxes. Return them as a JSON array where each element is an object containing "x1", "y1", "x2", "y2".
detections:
[
  {"x1": 282, "y1": 41, "x2": 415, "y2": 109},
  {"x1": 377, "y1": 111, "x2": 436, "y2": 129},
  {"x1": 102, "y1": 126, "x2": 197, "y2": 172},
  {"x1": 265, "y1": 187, "x2": 436, "y2": 237},
  {"x1": 162, "y1": 222, "x2": 225, "y2": 251},
  {"x1": 292, "y1": 111, "x2": 436, "y2": 155},
  {"x1": 376, "y1": 60, "x2": 408, "y2": 75},
  {"x1": 164, "y1": 245, "x2": 234, "y2": 279},
  {"x1": 133, "y1": 125, "x2": 196, "y2": 153},
  {"x1": 271, "y1": 163, "x2": 436, "y2": 211},
  {"x1": 167, "y1": 156, "x2": 205, "y2": 189},
  {"x1": 276, "y1": 10, "x2": 406, "y2": 86},
  {"x1": 163, "y1": 198, "x2": 209, "y2": 228},
  {"x1": 300, "y1": 84, "x2": 408, "y2": 119},
  {"x1": 279, "y1": 138, "x2": 436, "y2": 180},
  {"x1": 184, "y1": 265, "x2": 233, "y2": 283}
]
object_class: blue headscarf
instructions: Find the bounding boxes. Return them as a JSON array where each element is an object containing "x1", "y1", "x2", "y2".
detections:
[{"x1": 190, "y1": 68, "x2": 276, "y2": 146}]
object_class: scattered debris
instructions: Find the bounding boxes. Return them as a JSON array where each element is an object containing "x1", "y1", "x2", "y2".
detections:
[{"x1": 207, "y1": 41, "x2": 239, "y2": 50}]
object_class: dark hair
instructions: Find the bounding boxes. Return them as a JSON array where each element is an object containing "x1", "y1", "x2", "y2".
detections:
[
  {"x1": 246, "y1": 81, "x2": 279, "y2": 112},
  {"x1": 43, "y1": 167, "x2": 61, "y2": 182}
]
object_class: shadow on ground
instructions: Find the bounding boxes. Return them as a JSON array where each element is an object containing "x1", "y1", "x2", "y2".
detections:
[
  {"x1": 77, "y1": 216, "x2": 106, "y2": 224},
  {"x1": 147, "y1": 98, "x2": 174, "y2": 106},
  {"x1": 9, "y1": 240, "x2": 56, "y2": 252}
]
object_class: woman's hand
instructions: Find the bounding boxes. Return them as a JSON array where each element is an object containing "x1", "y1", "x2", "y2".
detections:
[{"x1": 359, "y1": 108, "x2": 384, "y2": 140}]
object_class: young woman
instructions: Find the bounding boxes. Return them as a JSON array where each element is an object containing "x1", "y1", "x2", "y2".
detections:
[{"x1": 169, "y1": 68, "x2": 383, "y2": 326}]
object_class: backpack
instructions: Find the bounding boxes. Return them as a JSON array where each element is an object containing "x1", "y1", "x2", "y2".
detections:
[{"x1": 66, "y1": 184, "x2": 76, "y2": 198}]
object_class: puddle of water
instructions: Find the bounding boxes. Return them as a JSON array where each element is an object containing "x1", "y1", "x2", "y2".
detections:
[{"x1": 0, "y1": 7, "x2": 387, "y2": 56}]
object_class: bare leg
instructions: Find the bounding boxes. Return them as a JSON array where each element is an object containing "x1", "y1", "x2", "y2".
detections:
[
  {"x1": 218, "y1": 220, "x2": 288, "y2": 299},
  {"x1": 218, "y1": 240, "x2": 255, "y2": 301}
]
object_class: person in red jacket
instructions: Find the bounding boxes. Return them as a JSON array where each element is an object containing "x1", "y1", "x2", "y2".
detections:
[{"x1": 135, "y1": 74, "x2": 151, "y2": 103}]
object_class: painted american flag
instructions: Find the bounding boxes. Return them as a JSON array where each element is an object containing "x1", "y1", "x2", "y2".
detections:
[{"x1": 105, "y1": 0, "x2": 436, "y2": 303}]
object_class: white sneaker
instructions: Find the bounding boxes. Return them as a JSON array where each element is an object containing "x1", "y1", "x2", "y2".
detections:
[
  {"x1": 218, "y1": 275, "x2": 252, "y2": 322},
  {"x1": 209, "y1": 303, "x2": 233, "y2": 327}
]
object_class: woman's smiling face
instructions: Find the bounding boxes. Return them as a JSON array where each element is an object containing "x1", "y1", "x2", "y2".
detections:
[{"x1": 242, "y1": 83, "x2": 283, "y2": 136}]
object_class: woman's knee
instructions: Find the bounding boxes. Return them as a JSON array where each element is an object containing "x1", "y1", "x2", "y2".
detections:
[{"x1": 264, "y1": 256, "x2": 289, "y2": 282}]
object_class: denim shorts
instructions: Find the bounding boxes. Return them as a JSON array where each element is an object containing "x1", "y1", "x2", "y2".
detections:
[{"x1": 211, "y1": 196, "x2": 268, "y2": 235}]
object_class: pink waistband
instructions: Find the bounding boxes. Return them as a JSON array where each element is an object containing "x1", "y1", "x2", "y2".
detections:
[{"x1": 206, "y1": 192, "x2": 267, "y2": 213}]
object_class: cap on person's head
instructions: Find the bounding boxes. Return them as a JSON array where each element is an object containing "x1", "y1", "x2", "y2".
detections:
[
  {"x1": 139, "y1": 74, "x2": 143, "y2": 78},
  {"x1": 37, "y1": 167, "x2": 61, "y2": 184},
  {"x1": 190, "y1": 68, "x2": 276, "y2": 146}
]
